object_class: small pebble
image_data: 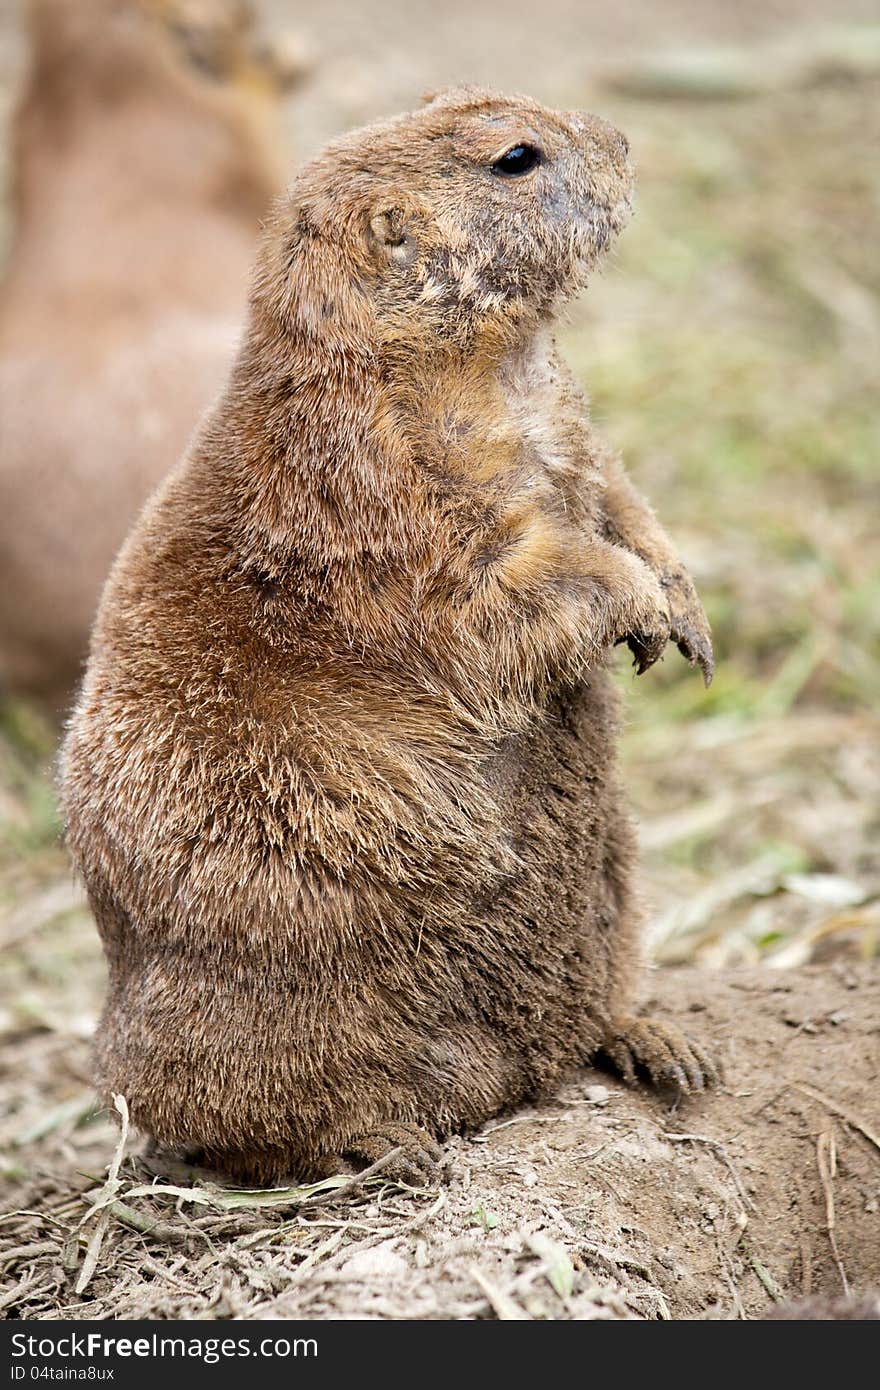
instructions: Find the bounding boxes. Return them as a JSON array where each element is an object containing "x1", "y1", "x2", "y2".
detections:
[{"x1": 584, "y1": 1084, "x2": 611, "y2": 1105}]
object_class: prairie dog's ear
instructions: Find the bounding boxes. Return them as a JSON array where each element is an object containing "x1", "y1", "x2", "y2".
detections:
[{"x1": 367, "y1": 208, "x2": 418, "y2": 268}]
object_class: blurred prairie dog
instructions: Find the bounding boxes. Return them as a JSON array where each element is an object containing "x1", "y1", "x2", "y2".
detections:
[
  {"x1": 62, "y1": 88, "x2": 716, "y2": 1186},
  {"x1": 0, "y1": 0, "x2": 297, "y2": 712}
]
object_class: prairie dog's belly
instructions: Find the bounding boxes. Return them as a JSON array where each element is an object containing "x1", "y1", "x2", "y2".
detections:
[
  {"x1": 453, "y1": 669, "x2": 636, "y2": 1082},
  {"x1": 485, "y1": 671, "x2": 622, "y2": 866}
]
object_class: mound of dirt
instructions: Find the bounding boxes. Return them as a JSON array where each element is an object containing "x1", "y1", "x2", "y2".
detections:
[{"x1": 2, "y1": 961, "x2": 877, "y2": 1320}]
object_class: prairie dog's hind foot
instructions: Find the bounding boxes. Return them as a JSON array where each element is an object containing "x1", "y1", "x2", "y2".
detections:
[
  {"x1": 339, "y1": 1123, "x2": 445, "y2": 1187},
  {"x1": 597, "y1": 1015, "x2": 720, "y2": 1095},
  {"x1": 138, "y1": 1126, "x2": 445, "y2": 1189}
]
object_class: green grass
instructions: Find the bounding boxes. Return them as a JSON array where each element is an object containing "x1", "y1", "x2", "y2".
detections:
[{"x1": 560, "y1": 79, "x2": 880, "y2": 739}]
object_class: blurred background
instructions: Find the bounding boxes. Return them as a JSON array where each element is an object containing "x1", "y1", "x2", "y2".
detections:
[{"x1": 0, "y1": 0, "x2": 878, "y2": 1066}]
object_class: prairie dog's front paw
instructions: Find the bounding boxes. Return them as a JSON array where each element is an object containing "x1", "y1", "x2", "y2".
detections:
[
  {"x1": 660, "y1": 569, "x2": 714, "y2": 686},
  {"x1": 625, "y1": 623, "x2": 669, "y2": 677},
  {"x1": 601, "y1": 550, "x2": 671, "y2": 674}
]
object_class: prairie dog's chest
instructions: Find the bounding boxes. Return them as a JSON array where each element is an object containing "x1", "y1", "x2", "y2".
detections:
[{"x1": 498, "y1": 338, "x2": 602, "y2": 525}]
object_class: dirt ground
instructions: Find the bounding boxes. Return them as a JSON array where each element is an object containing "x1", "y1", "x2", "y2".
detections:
[
  {"x1": 1, "y1": 0, "x2": 879, "y2": 1321},
  {"x1": 2, "y1": 963, "x2": 878, "y2": 1320}
]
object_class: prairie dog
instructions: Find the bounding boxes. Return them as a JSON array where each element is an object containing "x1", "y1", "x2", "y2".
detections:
[{"x1": 61, "y1": 88, "x2": 716, "y2": 1184}]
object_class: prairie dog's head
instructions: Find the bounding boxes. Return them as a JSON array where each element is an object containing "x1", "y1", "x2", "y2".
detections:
[
  {"x1": 148, "y1": 0, "x2": 311, "y2": 90},
  {"x1": 254, "y1": 87, "x2": 633, "y2": 356}
]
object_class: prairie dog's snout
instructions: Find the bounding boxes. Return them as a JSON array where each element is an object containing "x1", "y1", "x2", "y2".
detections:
[
  {"x1": 568, "y1": 110, "x2": 630, "y2": 160},
  {"x1": 562, "y1": 111, "x2": 634, "y2": 216}
]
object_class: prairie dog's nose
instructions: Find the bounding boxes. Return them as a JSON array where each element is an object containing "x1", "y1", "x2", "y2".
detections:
[{"x1": 569, "y1": 111, "x2": 629, "y2": 162}]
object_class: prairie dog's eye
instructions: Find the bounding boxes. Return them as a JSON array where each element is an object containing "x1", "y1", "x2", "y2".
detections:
[{"x1": 491, "y1": 144, "x2": 542, "y2": 177}]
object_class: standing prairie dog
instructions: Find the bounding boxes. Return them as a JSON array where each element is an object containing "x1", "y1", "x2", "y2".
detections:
[{"x1": 61, "y1": 88, "x2": 717, "y2": 1186}]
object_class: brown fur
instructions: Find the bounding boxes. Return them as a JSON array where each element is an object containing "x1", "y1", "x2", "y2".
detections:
[
  {"x1": 60, "y1": 88, "x2": 716, "y2": 1185},
  {"x1": 0, "y1": 0, "x2": 285, "y2": 712}
]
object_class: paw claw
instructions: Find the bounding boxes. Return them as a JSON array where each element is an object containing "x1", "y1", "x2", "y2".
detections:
[
  {"x1": 672, "y1": 623, "x2": 714, "y2": 686},
  {"x1": 627, "y1": 627, "x2": 668, "y2": 676},
  {"x1": 600, "y1": 1036, "x2": 638, "y2": 1087}
]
